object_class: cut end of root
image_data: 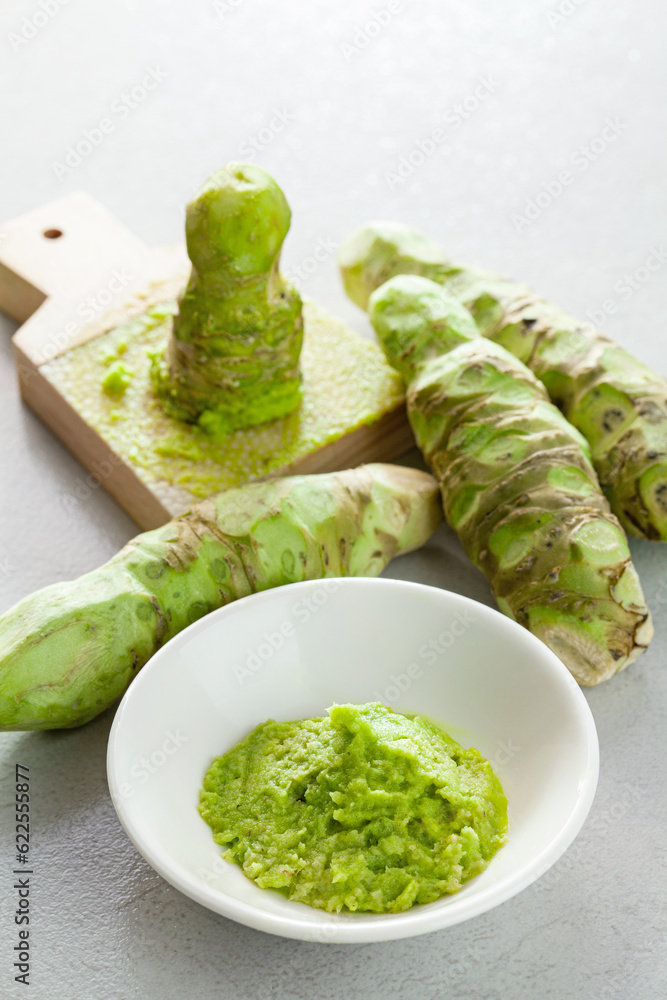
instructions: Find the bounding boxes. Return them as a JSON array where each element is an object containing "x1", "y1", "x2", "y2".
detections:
[
  {"x1": 364, "y1": 463, "x2": 443, "y2": 554},
  {"x1": 536, "y1": 617, "x2": 652, "y2": 686}
]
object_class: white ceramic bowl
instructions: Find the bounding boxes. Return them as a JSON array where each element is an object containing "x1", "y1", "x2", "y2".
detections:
[{"x1": 107, "y1": 578, "x2": 598, "y2": 943}]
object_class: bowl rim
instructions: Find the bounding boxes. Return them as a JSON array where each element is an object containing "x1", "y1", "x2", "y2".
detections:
[{"x1": 107, "y1": 576, "x2": 599, "y2": 943}]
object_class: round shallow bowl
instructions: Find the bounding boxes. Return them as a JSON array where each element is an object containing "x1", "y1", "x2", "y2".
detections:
[{"x1": 107, "y1": 577, "x2": 598, "y2": 943}]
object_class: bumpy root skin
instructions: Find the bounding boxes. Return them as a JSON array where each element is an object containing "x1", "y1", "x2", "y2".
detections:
[
  {"x1": 0, "y1": 465, "x2": 441, "y2": 731},
  {"x1": 340, "y1": 221, "x2": 667, "y2": 541},
  {"x1": 369, "y1": 275, "x2": 653, "y2": 685},
  {"x1": 156, "y1": 162, "x2": 304, "y2": 433}
]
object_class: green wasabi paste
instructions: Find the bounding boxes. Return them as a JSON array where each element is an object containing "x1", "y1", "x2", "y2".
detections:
[
  {"x1": 102, "y1": 362, "x2": 133, "y2": 398},
  {"x1": 199, "y1": 702, "x2": 507, "y2": 914}
]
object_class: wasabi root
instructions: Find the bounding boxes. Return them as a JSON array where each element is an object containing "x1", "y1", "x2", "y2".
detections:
[
  {"x1": 340, "y1": 222, "x2": 667, "y2": 541},
  {"x1": 369, "y1": 275, "x2": 652, "y2": 684},
  {"x1": 0, "y1": 464, "x2": 441, "y2": 730},
  {"x1": 154, "y1": 163, "x2": 303, "y2": 434}
]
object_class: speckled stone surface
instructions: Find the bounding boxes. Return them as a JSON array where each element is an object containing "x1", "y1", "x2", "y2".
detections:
[{"x1": 0, "y1": 1, "x2": 666, "y2": 998}]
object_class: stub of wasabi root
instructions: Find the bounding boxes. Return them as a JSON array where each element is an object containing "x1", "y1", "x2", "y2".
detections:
[{"x1": 152, "y1": 163, "x2": 304, "y2": 435}]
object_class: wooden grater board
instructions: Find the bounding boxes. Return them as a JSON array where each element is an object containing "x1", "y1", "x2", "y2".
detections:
[{"x1": 0, "y1": 193, "x2": 413, "y2": 529}]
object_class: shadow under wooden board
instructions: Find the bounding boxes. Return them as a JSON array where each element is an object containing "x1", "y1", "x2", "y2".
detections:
[{"x1": 0, "y1": 193, "x2": 413, "y2": 529}]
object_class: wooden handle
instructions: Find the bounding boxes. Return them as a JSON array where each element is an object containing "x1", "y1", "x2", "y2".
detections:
[{"x1": 0, "y1": 192, "x2": 186, "y2": 366}]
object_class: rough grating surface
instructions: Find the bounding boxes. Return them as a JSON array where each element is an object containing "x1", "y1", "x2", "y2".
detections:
[{"x1": 42, "y1": 299, "x2": 404, "y2": 514}]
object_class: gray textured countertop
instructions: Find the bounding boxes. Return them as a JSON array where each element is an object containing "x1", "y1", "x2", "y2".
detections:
[{"x1": 1, "y1": 1, "x2": 665, "y2": 997}]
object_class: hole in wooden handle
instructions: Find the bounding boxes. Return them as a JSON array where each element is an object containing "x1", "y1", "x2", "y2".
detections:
[{"x1": 43, "y1": 229, "x2": 63, "y2": 239}]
